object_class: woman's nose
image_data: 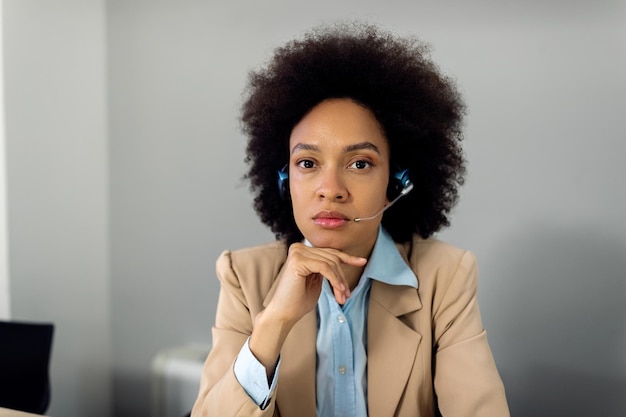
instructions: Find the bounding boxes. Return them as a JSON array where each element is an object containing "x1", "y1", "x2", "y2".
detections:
[{"x1": 316, "y1": 169, "x2": 348, "y2": 201}]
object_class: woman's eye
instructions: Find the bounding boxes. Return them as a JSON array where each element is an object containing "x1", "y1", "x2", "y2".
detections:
[
  {"x1": 297, "y1": 160, "x2": 315, "y2": 169},
  {"x1": 350, "y1": 160, "x2": 372, "y2": 170}
]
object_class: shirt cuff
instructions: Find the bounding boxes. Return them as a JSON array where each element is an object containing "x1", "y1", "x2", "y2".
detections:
[{"x1": 233, "y1": 337, "x2": 281, "y2": 410}]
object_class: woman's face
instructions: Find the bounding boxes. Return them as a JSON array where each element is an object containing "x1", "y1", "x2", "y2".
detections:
[{"x1": 288, "y1": 98, "x2": 390, "y2": 258}]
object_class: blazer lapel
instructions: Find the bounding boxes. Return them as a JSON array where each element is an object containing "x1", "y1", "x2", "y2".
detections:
[
  {"x1": 278, "y1": 310, "x2": 317, "y2": 417},
  {"x1": 367, "y1": 279, "x2": 423, "y2": 417}
]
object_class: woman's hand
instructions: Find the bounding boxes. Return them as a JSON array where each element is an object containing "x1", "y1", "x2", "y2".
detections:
[
  {"x1": 266, "y1": 242, "x2": 367, "y2": 324},
  {"x1": 249, "y1": 242, "x2": 367, "y2": 372}
]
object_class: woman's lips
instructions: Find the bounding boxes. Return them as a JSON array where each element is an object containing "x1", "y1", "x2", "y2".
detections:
[{"x1": 313, "y1": 211, "x2": 350, "y2": 228}]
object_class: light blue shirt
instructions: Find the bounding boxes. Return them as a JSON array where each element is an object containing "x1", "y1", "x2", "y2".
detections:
[{"x1": 234, "y1": 226, "x2": 418, "y2": 415}]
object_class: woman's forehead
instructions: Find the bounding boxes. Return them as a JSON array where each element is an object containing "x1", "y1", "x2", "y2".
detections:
[{"x1": 289, "y1": 98, "x2": 389, "y2": 157}]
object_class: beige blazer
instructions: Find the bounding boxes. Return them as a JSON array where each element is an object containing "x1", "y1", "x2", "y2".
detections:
[{"x1": 191, "y1": 235, "x2": 510, "y2": 417}]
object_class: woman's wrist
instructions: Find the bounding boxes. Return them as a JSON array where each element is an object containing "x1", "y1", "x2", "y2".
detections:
[{"x1": 249, "y1": 309, "x2": 294, "y2": 374}]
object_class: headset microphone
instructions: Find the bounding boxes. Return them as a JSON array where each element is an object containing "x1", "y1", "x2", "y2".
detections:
[{"x1": 353, "y1": 181, "x2": 413, "y2": 222}]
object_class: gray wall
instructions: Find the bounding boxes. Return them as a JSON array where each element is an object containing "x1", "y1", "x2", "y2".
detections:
[
  {"x1": 0, "y1": 0, "x2": 9, "y2": 320},
  {"x1": 4, "y1": 1, "x2": 111, "y2": 417},
  {"x1": 5, "y1": 1, "x2": 625, "y2": 416}
]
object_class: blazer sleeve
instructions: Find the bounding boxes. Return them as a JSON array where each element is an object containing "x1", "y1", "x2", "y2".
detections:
[
  {"x1": 191, "y1": 250, "x2": 278, "y2": 417},
  {"x1": 431, "y1": 250, "x2": 510, "y2": 417}
]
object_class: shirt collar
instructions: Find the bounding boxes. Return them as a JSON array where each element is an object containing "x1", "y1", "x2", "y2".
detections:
[{"x1": 364, "y1": 226, "x2": 418, "y2": 289}]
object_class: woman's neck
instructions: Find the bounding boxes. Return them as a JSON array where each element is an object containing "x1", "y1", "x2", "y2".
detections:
[{"x1": 343, "y1": 258, "x2": 368, "y2": 292}]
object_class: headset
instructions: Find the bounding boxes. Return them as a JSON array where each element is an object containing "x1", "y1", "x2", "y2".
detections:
[
  {"x1": 277, "y1": 165, "x2": 413, "y2": 201},
  {"x1": 277, "y1": 165, "x2": 290, "y2": 201}
]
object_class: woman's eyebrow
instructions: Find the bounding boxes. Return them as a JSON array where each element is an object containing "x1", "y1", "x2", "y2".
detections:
[
  {"x1": 344, "y1": 142, "x2": 381, "y2": 154},
  {"x1": 291, "y1": 143, "x2": 319, "y2": 154},
  {"x1": 291, "y1": 141, "x2": 380, "y2": 154}
]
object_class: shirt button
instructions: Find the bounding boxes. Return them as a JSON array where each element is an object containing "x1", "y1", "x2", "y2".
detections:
[
  {"x1": 338, "y1": 366, "x2": 347, "y2": 375},
  {"x1": 337, "y1": 314, "x2": 346, "y2": 323}
]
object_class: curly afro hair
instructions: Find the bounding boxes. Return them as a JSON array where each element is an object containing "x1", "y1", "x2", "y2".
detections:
[{"x1": 242, "y1": 22, "x2": 466, "y2": 245}]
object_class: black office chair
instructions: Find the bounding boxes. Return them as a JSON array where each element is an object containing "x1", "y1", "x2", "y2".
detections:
[{"x1": 0, "y1": 320, "x2": 54, "y2": 414}]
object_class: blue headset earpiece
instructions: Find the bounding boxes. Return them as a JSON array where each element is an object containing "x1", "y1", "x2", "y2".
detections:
[
  {"x1": 278, "y1": 165, "x2": 412, "y2": 201},
  {"x1": 277, "y1": 165, "x2": 289, "y2": 200},
  {"x1": 387, "y1": 168, "x2": 413, "y2": 200}
]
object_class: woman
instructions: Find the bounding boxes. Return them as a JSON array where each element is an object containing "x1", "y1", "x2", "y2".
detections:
[{"x1": 192, "y1": 22, "x2": 510, "y2": 417}]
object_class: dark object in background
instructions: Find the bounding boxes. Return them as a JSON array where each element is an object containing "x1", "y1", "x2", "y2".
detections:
[{"x1": 0, "y1": 320, "x2": 54, "y2": 414}]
